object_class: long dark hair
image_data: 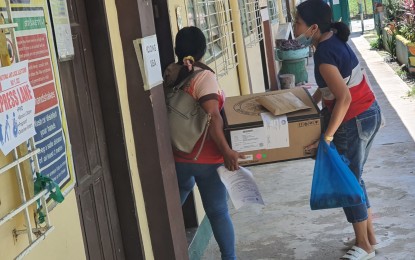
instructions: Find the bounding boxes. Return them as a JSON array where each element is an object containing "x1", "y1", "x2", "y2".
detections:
[
  {"x1": 296, "y1": 0, "x2": 350, "y2": 42},
  {"x1": 173, "y1": 26, "x2": 214, "y2": 85}
]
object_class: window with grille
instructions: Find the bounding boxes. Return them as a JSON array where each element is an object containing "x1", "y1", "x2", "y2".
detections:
[
  {"x1": 187, "y1": 0, "x2": 238, "y2": 78},
  {"x1": 268, "y1": 0, "x2": 279, "y2": 24},
  {"x1": 281, "y1": 0, "x2": 288, "y2": 21},
  {"x1": 239, "y1": 0, "x2": 263, "y2": 47}
]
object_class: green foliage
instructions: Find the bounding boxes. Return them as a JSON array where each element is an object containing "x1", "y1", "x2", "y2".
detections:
[
  {"x1": 408, "y1": 86, "x2": 415, "y2": 97},
  {"x1": 370, "y1": 36, "x2": 383, "y2": 49},
  {"x1": 396, "y1": 68, "x2": 407, "y2": 78},
  {"x1": 385, "y1": 30, "x2": 397, "y2": 58},
  {"x1": 399, "y1": 24, "x2": 415, "y2": 42},
  {"x1": 383, "y1": 0, "x2": 402, "y2": 23},
  {"x1": 397, "y1": 0, "x2": 415, "y2": 42}
]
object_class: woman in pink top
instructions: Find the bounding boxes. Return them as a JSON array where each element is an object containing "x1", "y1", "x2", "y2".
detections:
[{"x1": 164, "y1": 26, "x2": 243, "y2": 260}]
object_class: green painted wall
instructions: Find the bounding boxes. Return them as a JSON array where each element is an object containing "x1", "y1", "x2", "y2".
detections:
[{"x1": 325, "y1": 0, "x2": 351, "y2": 27}]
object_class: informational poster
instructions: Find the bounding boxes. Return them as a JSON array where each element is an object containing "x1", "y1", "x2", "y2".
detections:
[
  {"x1": 15, "y1": 9, "x2": 71, "y2": 189},
  {"x1": 1, "y1": 4, "x2": 76, "y2": 198},
  {"x1": 49, "y1": 0, "x2": 74, "y2": 60},
  {"x1": 0, "y1": 60, "x2": 36, "y2": 155}
]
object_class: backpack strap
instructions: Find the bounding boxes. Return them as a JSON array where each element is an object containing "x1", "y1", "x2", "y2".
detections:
[{"x1": 173, "y1": 69, "x2": 204, "y2": 91}]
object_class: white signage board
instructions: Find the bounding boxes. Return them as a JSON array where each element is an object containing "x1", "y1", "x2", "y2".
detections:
[
  {"x1": 260, "y1": 8, "x2": 269, "y2": 21},
  {"x1": 133, "y1": 35, "x2": 163, "y2": 90},
  {"x1": 0, "y1": 60, "x2": 36, "y2": 155}
]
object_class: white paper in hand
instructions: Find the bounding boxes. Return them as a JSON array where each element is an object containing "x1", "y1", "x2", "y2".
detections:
[{"x1": 217, "y1": 166, "x2": 265, "y2": 210}]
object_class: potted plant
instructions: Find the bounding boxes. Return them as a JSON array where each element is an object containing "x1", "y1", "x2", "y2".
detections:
[
  {"x1": 274, "y1": 39, "x2": 309, "y2": 61},
  {"x1": 384, "y1": 25, "x2": 397, "y2": 59},
  {"x1": 397, "y1": 0, "x2": 415, "y2": 73}
]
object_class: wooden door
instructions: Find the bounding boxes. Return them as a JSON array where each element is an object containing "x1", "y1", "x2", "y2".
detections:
[{"x1": 57, "y1": 0, "x2": 125, "y2": 258}]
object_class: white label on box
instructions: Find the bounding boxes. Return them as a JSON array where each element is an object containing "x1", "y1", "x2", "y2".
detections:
[
  {"x1": 261, "y1": 113, "x2": 289, "y2": 149},
  {"x1": 230, "y1": 127, "x2": 266, "y2": 152},
  {"x1": 238, "y1": 154, "x2": 254, "y2": 162}
]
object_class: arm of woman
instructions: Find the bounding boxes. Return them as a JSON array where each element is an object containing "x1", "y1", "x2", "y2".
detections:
[
  {"x1": 319, "y1": 63, "x2": 351, "y2": 138},
  {"x1": 201, "y1": 99, "x2": 244, "y2": 171},
  {"x1": 305, "y1": 64, "x2": 351, "y2": 151}
]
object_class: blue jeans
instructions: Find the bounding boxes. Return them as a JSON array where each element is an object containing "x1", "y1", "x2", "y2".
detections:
[
  {"x1": 175, "y1": 162, "x2": 236, "y2": 260},
  {"x1": 332, "y1": 101, "x2": 381, "y2": 223}
]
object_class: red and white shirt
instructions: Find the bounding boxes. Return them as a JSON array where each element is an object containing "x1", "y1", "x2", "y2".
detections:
[{"x1": 314, "y1": 35, "x2": 375, "y2": 122}]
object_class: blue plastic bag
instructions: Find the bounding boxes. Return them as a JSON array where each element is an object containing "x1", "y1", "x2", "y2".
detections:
[{"x1": 310, "y1": 135, "x2": 366, "y2": 210}]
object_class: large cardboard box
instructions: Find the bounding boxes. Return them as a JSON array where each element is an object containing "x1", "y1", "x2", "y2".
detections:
[{"x1": 223, "y1": 87, "x2": 322, "y2": 166}]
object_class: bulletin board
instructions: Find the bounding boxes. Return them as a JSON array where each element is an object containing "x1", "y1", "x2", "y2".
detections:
[{"x1": 0, "y1": 0, "x2": 76, "y2": 200}]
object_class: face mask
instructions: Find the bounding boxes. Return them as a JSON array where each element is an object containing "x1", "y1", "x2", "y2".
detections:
[{"x1": 295, "y1": 26, "x2": 316, "y2": 46}]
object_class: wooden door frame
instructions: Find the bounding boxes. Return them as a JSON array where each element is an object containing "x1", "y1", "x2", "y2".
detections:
[
  {"x1": 114, "y1": 0, "x2": 189, "y2": 259},
  {"x1": 71, "y1": 0, "x2": 145, "y2": 259},
  {"x1": 152, "y1": 0, "x2": 200, "y2": 230}
]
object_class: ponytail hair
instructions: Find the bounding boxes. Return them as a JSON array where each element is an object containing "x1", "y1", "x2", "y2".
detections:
[
  {"x1": 331, "y1": 22, "x2": 350, "y2": 42},
  {"x1": 173, "y1": 26, "x2": 215, "y2": 86}
]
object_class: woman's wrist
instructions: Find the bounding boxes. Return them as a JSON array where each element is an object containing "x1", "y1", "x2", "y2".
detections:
[{"x1": 324, "y1": 134, "x2": 333, "y2": 142}]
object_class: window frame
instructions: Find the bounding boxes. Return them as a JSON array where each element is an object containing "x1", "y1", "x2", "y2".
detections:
[
  {"x1": 239, "y1": 0, "x2": 263, "y2": 47},
  {"x1": 187, "y1": 0, "x2": 238, "y2": 77},
  {"x1": 268, "y1": 0, "x2": 279, "y2": 24}
]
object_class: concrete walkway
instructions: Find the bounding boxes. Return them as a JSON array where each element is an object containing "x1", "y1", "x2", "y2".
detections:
[{"x1": 202, "y1": 33, "x2": 415, "y2": 259}]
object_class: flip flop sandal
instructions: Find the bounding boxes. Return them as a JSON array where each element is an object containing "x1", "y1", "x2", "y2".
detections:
[{"x1": 341, "y1": 246, "x2": 375, "y2": 260}]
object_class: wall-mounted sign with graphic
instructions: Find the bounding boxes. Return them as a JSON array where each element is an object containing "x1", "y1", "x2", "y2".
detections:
[
  {"x1": 0, "y1": 60, "x2": 36, "y2": 155},
  {"x1": 0, "y1": 6, "x2": 76, "y2": 198}
]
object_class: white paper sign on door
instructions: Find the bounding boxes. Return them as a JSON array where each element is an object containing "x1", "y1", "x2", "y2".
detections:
[{"x1": 133, "y1": 35, "x2": 163, "y2": 90}]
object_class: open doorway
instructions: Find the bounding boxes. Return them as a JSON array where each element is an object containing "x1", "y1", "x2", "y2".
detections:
[{"x1": 349, "y1": 0, "x2": 375, "y2": 33}]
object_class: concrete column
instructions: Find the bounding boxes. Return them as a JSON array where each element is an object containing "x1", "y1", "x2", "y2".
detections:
[{"x1": 230, "y1": 0, "x2": 252, "y2": 95}]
